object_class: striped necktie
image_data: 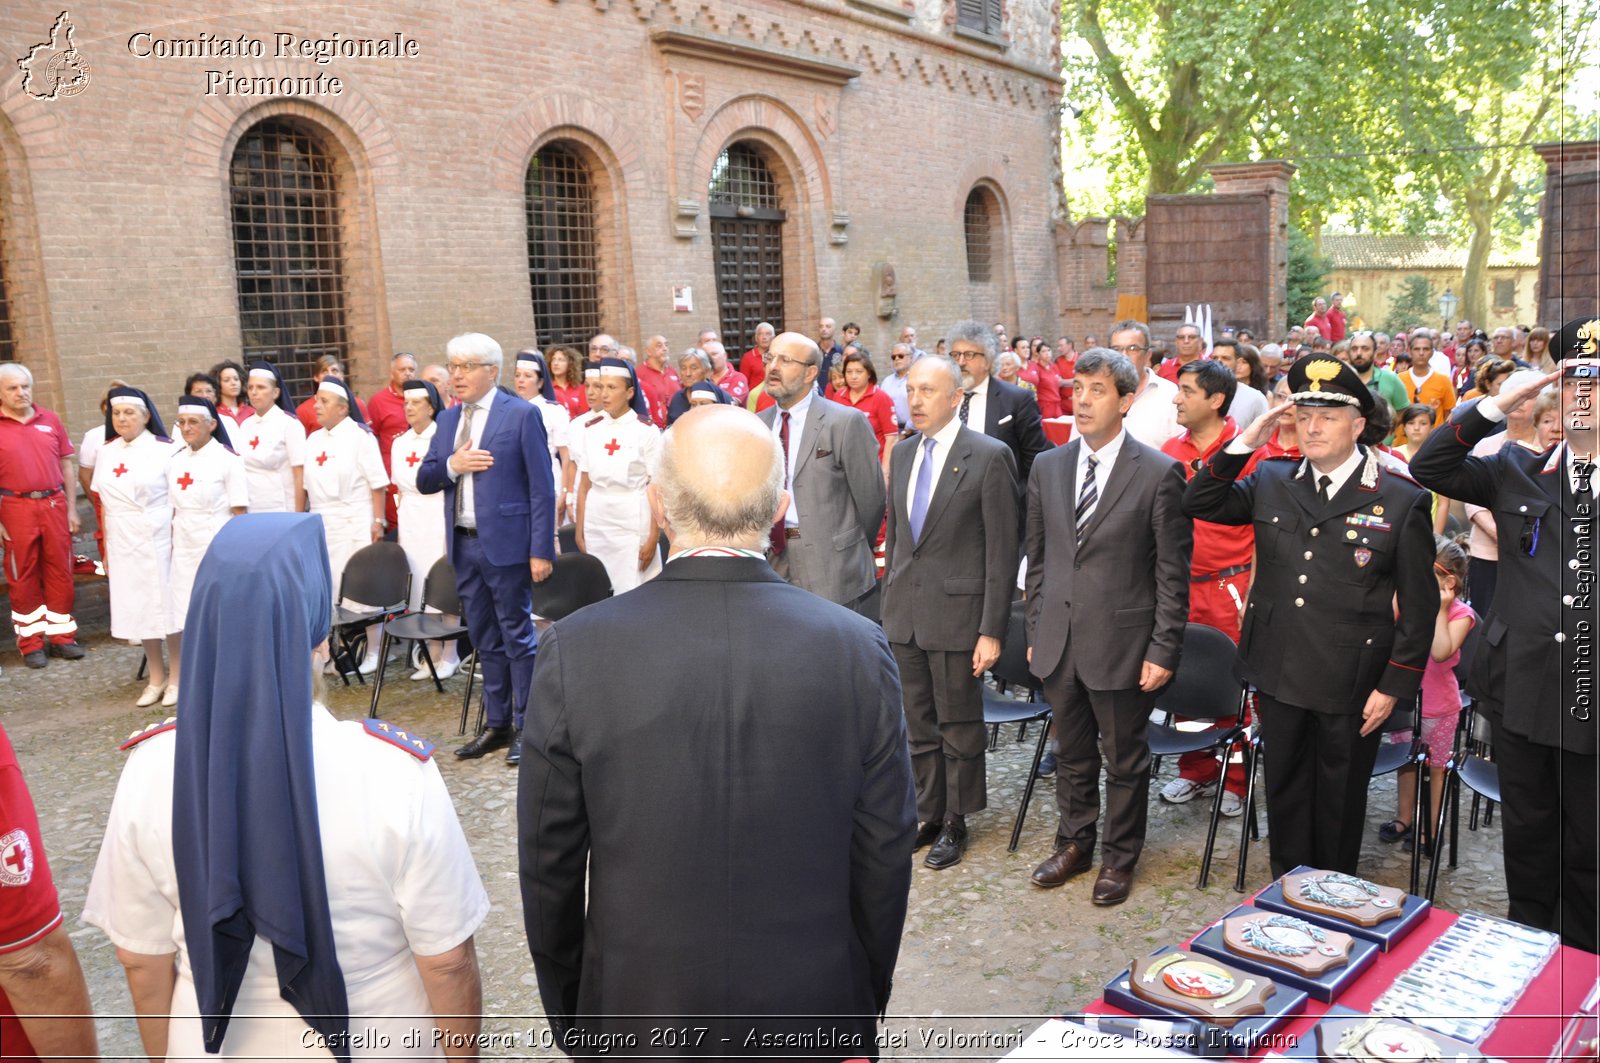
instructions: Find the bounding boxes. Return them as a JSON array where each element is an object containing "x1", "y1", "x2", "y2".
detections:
[{"x1": 1075, "y1": 454, "x2": 1098, "y2": 546}]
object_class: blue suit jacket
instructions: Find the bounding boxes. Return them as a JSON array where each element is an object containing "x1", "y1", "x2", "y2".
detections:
[{"x1": 417, "y1": 389, "x2": 556, "y2": 568}]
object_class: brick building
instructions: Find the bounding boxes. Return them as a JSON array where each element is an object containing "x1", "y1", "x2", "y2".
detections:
[{"x1": 0, "y1": 1, "x2": 1064, "y2": 434}]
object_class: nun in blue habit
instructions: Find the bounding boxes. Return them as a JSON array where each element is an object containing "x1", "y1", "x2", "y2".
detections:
[{"x1": 84, "y1": 513, "x2": 492, "y2": 1060}]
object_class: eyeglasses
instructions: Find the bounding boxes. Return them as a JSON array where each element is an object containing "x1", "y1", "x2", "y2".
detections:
[
  {"x1": 770, "y1": 355, "x2": 812, "y2": 371},
  {"x1": 951, "y1": 349, "x2": 987, "y2": 362},
  {"x1": 1177, "y1": 333, "x2": 1202, "y2": 341},
  {"x1": 1109, "y1": 344, "x2": 1148, "y2": 355},
  {"x1": 891, "y1": 353, "x2": 908, "y2": 360},
  {"x1": 447, "y1": 361, "x2": 490, "y2": 374},
  {"x1": 589, "y1": 344, "x2": 618, "y2": 353}
]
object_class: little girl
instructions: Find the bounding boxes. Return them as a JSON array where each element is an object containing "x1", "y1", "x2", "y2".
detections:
[{"x1": 1379, "y1": 536, "x2": 1475, "y2": 852}]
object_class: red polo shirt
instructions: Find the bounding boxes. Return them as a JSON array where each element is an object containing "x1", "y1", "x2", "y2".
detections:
[
  {"x1": 0, "y1": 407, "x2": 72, "y2": 493},
  {"x1": 0, "y1": 723, "x2": 63, "y2": 1062},
  {"x1": 1161, "y1": 417, "x2": 1258, "y2": 576},
  {"x1": 714, "y1": 367, "x2": 750, "y2": 405},
  {"x1": 738, "y1": 348, "x2": 766, "y2": 391},
  {"x1": 635, "y1": 362, "x2": 681, "y2": 428}
]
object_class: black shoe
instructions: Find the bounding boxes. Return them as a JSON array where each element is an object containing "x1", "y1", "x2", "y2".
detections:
[
  {"x1": 46, "y1": 641, "x2": 86, "y2": 660},
  {"x1": 455, "y1": 725, "x2": 513, "y2": 760},
  {"x1": 22, "y1": 650, "x2": 47, "y2": 669},
  {"x1": 924, "y1": 819, "x2": 968, "y2": 870},
  {"x1": 912, "y1": 821, "x2": 944, "y2": 852},
  {"x1": 505, "y1": 728, "x2": 523, "y2": 766}
]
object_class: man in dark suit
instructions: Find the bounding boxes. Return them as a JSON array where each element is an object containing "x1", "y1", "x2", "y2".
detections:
[
  {"x1": 1185, "y1": 354, "x2": 1436, "y2": 877},
  {"x1": 1025, "y1": 348, "x2": 1192, "y2": 906},
  {"x1": 946, "y1": 320, "x2": 1050, "y2": 492},
  {"x1": 758, "y1": 332, "x2": 886, "y2": 620},
  {"x1": 1408, "y1": 320, "x2": 1598, "y2": 951},
  {"x1": 417, "y1": 332, "x2": 555, "y2": 764},
  {"x1": 882, "y1": 356, "x2": 1019, "y2": 869},
  {"x1": 519, "y1": 405, "x2": 915, "y2": 1055}
]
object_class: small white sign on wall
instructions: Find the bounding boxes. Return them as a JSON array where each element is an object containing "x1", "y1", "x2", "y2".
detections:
[{"x1": 673, "y1": 285, "x2": 693, "y2": 313}]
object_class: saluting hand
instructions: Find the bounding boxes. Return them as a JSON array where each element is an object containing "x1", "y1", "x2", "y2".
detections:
[
  {"x1": 1238, "y1": 402, "x2": 1296, "y2": 450},
  {"x1": 972, "y1": 635, "x2": 1001, "y2": 677},
  {"x1": 1358, "y1": 690, "x2": 1398, "y2": 737},
  {"x1": 1494, "y1": 369, "x2": 1562, "y2": 415}
]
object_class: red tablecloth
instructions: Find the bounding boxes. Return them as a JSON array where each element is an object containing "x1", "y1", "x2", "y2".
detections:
[{"x1": 1086, "y1": 905, "x2": 1599, "y2": 1058}]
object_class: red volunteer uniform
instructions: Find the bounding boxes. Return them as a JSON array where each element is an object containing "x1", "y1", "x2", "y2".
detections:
[
  {"x1": 366, "y1": 384, "x2": 409, "y2": 528},
  {"x1": 0, "y1": 723, "x2": 64, "y2": 1061},
  {"x1": 0, "y1": 407, "x2": 76, "y2": 654},
  {"x1": 634, "y1": 362, "x2": 680, "y2": 428},
  {"x1": 738, "y1": 347, "x2": 766, "y2": 391}
]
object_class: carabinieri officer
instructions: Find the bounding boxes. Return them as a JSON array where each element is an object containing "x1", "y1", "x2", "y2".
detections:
[
  {"x1": 1184, "y1": 354, "x2": 1436, "y2": 878},
  {"x1": 1409, "y1": 318, "x2": 1600, "y2": 952}
]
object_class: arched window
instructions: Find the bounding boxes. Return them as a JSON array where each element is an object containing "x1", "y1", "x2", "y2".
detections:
[
  {"x1": 709, "y1": 142, "x2": 785, "y2": 351},
  {"x1": 526, "y1": 143, "x2": 601, "y2": 349},
  {"x1": 964, "y1": 188, "x2": 993, "y2": 283},
  {"x1": 230, "y1": 119, "x2": 350, "y2": 398}
]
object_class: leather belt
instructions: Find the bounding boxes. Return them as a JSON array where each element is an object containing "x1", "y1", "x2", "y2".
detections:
[
  {"x1": 454, "y1": 526, "x2": 480, "y2": 538},
  {"x1": 0, "y1": 487, "x2": 63, "y2": 499},
  {"x1": 784, "y1": 527, "x2": 801, "y2": 540},
  {"x1": 1193, "y1": 562, "x2": 1252, "y2": 583}
]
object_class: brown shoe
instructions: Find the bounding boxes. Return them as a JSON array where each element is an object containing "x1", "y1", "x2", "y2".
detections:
[
  {"x1": 1092, "y1": 865, "x2": 1134, "y2": 906},
  {"x1": 1030, "y1": 840, "x2": 1093, "y2": 888}
]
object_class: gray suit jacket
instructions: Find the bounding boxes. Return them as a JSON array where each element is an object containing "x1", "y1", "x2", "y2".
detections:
[
  {"x1": 758, "y1": 398, "x2": 886, "y2": 606},
  {"x1": 1024, "y1": 434, "x2": 1192, "y2": 689},
  {"x1": 881, "y1": 426, "x2": 1019, "y2": 651}
]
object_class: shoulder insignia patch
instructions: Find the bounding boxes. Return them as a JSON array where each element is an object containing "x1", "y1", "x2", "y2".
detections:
[
  {"x1": 363, "y1": 718, "x2": 434, "y2": 761},
  {"x1": 1261, "y1": 454, "x2": 1298, "y2": 463},
  {"x1": 120, "y1": 717, "x2": 177, "y2": 751},
  {"x1": 583, "y1": 414, "x2": 605, "y2": 428}
]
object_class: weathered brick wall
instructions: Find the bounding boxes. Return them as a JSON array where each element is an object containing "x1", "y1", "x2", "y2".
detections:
[
  {"x1": 1535, "y1": 140, "x2": 1599, "y2": 326},
  {"x1": 0, "y1": 0, "x2": 1063, "y2": 434}
]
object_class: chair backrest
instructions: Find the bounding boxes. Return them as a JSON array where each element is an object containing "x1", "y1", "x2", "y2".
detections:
[
  {"x1": 1381, "y1": 694, "x2": 1419, "y2": 735},
  {"x1": 557, "y1": 523, "x2": 579, "y2": 555},
  {"x1": 1153, "y1": 623, "x2": 1243, "y2": 721},
  {"x1": 990, "y1": 599, "x2": 1039, "y2": 693},
  {"x1": 532, "y1": 553, "x2": 613, "y2": 620},
  {"x1": 338, "y1": 541, "x2": 412, "y2": 608},
  {"x1": 421, "y1": 556, "x2": 461, "y2": 615}
]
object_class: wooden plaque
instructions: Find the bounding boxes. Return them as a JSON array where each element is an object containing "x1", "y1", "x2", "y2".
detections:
[
  {"x1": 1222, "y1": 911, "x2": 1355, "y2": 976},
  {"x1": 1314, "y1": 1014, "x2": 1485, "y2": 1062},
  {"x1": 1282, "y1": 870, "x2": 1405, "y2": 927},
  {"x1": 1127, "y1": 950, "x2": 1276, "y2": 1028}
]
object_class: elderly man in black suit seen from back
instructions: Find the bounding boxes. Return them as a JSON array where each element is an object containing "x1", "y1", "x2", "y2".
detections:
[
  {"x1": 1025, "y1": 348, "x2": 1191, "y2": 907},
  {"x1": 518, "y1": 404, "x2": 915, "y2": 1057},
  {"x1": 882, "y1": 355, "x2": 1019, "y2": 870}
]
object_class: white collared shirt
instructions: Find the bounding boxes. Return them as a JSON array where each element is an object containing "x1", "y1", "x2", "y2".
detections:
[
  {"x1": 964, "y1": 375, "x2": 991, "y2": 433},
  {"x1": 1309, "y1": 445, "x2": 1365, "y2": 498},
  {"x1": 1074, "y1": 428, "x2": 1127, "y2": 527},
  {"x1": 906, "y1": 414, "x2": 963, "y2": 512},
  {"x1": 772, "y1": 389, "x2": 814, "y2": 528},
  {"x1": 1124, "y1": 369, "x2": 1180, "y2": 449},
  {"x1": 448, "y1": 387, "x2": 498, "y2": 527}
]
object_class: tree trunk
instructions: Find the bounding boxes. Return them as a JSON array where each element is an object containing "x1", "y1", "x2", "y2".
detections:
[{"x1": 1461, "y1": 209, "x2": 1494, "y2": 328}]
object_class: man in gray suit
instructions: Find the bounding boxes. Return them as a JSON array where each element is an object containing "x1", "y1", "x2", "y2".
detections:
[
  {"x1": 759, "y1": 331, "x2": 887, "y2": 620},
  {"x1": 882, "y1": 356, "x2": 1019, "y2": 869},
  {"x1": 1024, "y1": 348, "x2": 1192, "y2": 907}
]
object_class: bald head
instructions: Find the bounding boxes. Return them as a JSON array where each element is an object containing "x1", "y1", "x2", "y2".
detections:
[{"x1": 652, "y1": 405, "x2": 785, "y2": 549}]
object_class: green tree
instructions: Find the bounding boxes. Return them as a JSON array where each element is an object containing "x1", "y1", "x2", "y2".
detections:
[
  {"x1": 1384, "y1": 275, "x2": 1437, "y2": 333},
  {"x1": 1286, "y1": 228, "x2": 1332, "y2": 331}
]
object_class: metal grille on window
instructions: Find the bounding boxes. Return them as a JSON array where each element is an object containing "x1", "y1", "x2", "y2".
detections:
[
  {"x1": 709, "y1": 142, "x2": 785, "y2": 352},
  {"x1": 956, "y1": 0, "x2": 1002, "y2": 35},
  {"x1": 0, "y1": 215, "x2": 13, "y2": 361},
  {"x1": 965, "y1": 189, "x2": 993, "y2": 283},
  {"x1": 527, "y1": 144, "x2": 601, "y2": 350},
  {"x1": 230, "y1": 119, "x2": 350, "y2": 401}
]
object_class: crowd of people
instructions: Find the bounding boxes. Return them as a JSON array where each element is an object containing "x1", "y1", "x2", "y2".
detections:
[{"x1": 0, "y1": 302, "x2": 1594, "y2": 1057}]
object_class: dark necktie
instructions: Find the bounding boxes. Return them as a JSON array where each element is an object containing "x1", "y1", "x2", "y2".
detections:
[
  {"x1": 1317, "y1": 474, "x2": 1332, "y2": 504},
  {"x1": 1075, "y1": 455, "x2": 1098, "y2": 546},
  {"x1": 453, "y1": 403, "x2": 477, "y2": 527},
  {"x1": 769, "y1": 411, "x2": 791, "y2": 555},
  {"x1": 959, "y1": 391, "x2": 972, "y2": 427}
]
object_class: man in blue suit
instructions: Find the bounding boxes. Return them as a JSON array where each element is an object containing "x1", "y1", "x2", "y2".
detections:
[{"x1": 418, "y1": 332, "x2": 556, "y2": 764}]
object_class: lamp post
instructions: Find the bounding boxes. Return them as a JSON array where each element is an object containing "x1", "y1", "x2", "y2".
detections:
[{"x1": 1438, "y1": 288, "x2": 1459, "y2": 333}]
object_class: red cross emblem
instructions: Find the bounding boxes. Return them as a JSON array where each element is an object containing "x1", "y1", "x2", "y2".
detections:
[
  {"x1": 2, "y1": 841, "x2": 25, "y2": 874},
  {"x1": 604, "y1": 438, "x2": 621, "y2": 456},
  {"x1": 177, "y1": 472, "x2": 195, "y2": 491},
  {"x1": 316, "y1": 452, "x2": 329, "y2": 466},
  {"x1": 113, "y1": 464, "x2": 128, "y2": 478},
  {"x1": 406, "y1": 452, "x2": 421, "y2": 467},
  {"x1": 0, "y1": 829, "x2": 31, "y2": 886},
  {"x1": 249, "y1": 436, "x2": 260, "y2": 450}
]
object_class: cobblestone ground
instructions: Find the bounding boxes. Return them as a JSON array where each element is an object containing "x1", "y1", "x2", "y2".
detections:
[{"x1": 1, "y1": 581, "x2": 1510, "y2": 1060}]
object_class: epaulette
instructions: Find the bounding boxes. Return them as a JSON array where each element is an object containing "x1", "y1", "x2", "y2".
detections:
[
  {"x1": 363, "y1": 718, "x2": 434, "y2": 761},
  {"x1": 1382, "y1": 463, "x2": 1421, "y2": 487},
  {"x1": 1260, "y1": 454, "x2": 1298, "y2": 462},
  {"x1": 120, "y1": 717, "x2": 176, "y2": 751},
  {"x1": 583, "y1": 414, "x2": 605, "y2": 428}
]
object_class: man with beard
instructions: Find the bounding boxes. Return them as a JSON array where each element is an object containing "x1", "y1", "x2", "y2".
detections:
[{"x1": 1348, "y1": 331, "x2": 1408, "y2": 425}]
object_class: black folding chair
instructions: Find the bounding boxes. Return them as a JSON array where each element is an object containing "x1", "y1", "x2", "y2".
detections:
[
  {"x1": 1428, "y1": 702, "x2": 1499, "y2": 900},
  {"x1": 1368, "y1": 697, "x2": 1430, "y2": 897},
  {"x1": 980, "y1": 600, "x2": 1051, "y2": 852},
  {"x1": 332, "y1": 542, "x2": 412, "y2": 687},
  {"x1": 1148, "y1": 623, "x2": 1250, "y2": 889},
  {"x1": 366, "y1": 557, "x2": 478, "y2": 730}
]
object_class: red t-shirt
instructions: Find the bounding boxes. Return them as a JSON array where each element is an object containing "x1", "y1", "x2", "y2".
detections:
[
  {"x1": 714, "y1": 368, "x2": 750, "y2": 405},
  {"x1": 296, "y1": 394, "x2": 369, "y2": 435},
  {"x1": 1033, "y1": 363, "x2": 1062, "y2": 419},
  {"x1": 554, "y1": 385, "x2": 588, "y2": 420},
  {"x1": 634, "y1": 363, "x2": 681, "y2": 429},
  {"x1": 0, "y1": 407, "x2": 72, "y2": 494},
  {"x1": 1325, "y1": 306, "x2": 1347, "y2": 342},
  {"x1": 738, "y1": 348, "x2": 766, "y2": 392},
  {"x1": 0, "y1": 723, "x2": 63, "y2": 1062},
  {"x1": 1303, "y1": 311, "x2": 1332, "y2": 339},
  {"x1": 831, "y1": 386, "x2": 897, "y2": 459},
  {"x1": 1161, "y1": 418, "x2": 1259, "y2": 577}
]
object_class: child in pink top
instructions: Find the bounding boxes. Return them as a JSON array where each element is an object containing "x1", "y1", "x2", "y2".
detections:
[{"x1": 1380, "y1": 536, "x2": 1475, "y2": 851}]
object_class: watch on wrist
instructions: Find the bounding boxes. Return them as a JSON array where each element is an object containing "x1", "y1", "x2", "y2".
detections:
[{"x1": 373, "y1": 517, "x2": 387, "y2": 528}]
